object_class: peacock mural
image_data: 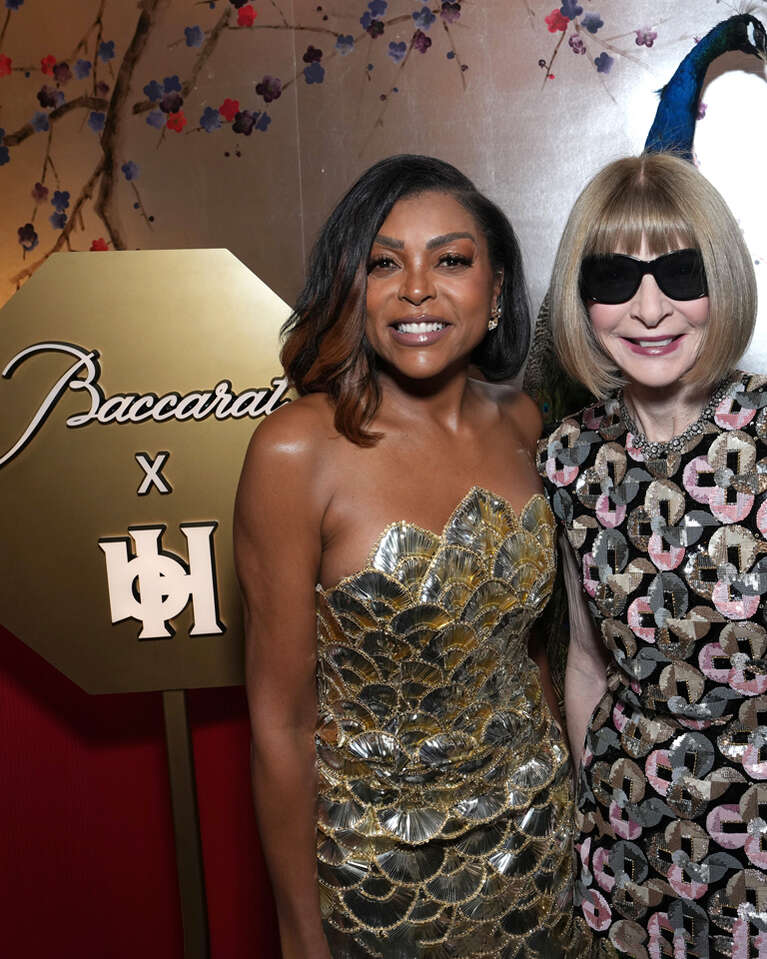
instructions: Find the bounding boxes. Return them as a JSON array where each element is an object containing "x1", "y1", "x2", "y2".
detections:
[{"x1": 524, "y1": 12, "x2": 767, "y2": 424}]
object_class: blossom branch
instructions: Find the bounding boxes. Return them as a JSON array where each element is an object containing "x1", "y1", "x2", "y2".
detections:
[
  {"x1": 10, "y1": 158, "x2": 105, "y2": 287},
  {"x1": 133, "y1": 5, "x2": 231, "y2": 115},
  {"x1": 0, "y1": 9, "x2": 11, "y2": 49},
  {"x1": 95, "y1": 0, "x2": 168, "y2": 250},
  {"x1": 130, "y1": 181, "x2": 153, "y2": 229},
  {"x1": 4, "y1": 95, "x2": 110, "y2": 147},
  {"x1": 441, "y1": 20, "x2": 467, "y2": 91},
  {"x1": 541, "y1": 28, "x2": 567, "y2": 89},
  {"x1": 68, "y1": 0, "x2": 106, "y2": 64}
]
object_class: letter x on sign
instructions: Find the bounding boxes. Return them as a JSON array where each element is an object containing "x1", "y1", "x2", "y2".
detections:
[{"x1": 135, "y1": 451, "x2": 172, "y2": 496}]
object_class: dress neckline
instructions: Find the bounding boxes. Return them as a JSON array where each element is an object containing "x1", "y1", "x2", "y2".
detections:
[{"x1": 317, "y1": 486, "x2": 551, "y2": 594}]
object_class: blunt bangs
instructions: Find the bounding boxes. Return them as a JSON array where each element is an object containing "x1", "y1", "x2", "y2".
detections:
[{"x1": 586, "y1": 185, "x2": 697, "y2": 259}]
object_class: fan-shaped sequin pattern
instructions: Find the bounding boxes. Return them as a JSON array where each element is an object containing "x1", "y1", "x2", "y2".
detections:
[
  {"x1": 538, "y1": 373, "x2": 767, "y2": 958},
  {"x1": 315, "y1": 488, "x2": 591, "y2": 957}
]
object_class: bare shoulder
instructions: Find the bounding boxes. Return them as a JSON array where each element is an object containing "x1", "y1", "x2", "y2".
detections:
[
  {"x1": 473, "y1": 380, "x2": 542, "y2": 449},
  {"x1": 236, "y1": 393, "x2": 339, "y2": 525},
  {"x1": 241, "y1": 393, "x2": 336, "y2": 470}
]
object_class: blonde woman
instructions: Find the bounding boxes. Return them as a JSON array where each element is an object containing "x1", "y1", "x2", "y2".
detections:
[{"x1": 538, "y1": 152, "x2": 764, "y2": 957}]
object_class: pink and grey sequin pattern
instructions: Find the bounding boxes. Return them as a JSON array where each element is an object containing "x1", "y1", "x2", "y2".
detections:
[
  {"x1": 314, "y1": 487, "x2": 592, "y2": 958},
  {"x1": 538, "y1": 372, "x2": 767, "y2": 958}
]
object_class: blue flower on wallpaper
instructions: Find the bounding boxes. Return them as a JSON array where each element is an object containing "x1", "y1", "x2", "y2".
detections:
[
  {"x1": 49, "y1": 211, "x2": 67, "y2": 229},
  {"x1": 146, "y1": 110, "x2": 165, "y2": 128},
  {"x1": 581, "y1": 12, "x2": 604, "y2": 34},
  {"x1": 388, "y1": 41, "x2": 407, "y2": 63},
  {"x1": 336, "y1": 35, "x2": 354, "y2": 55},
  {"x1": 143, "y1": 80, "x2": 163, "y2": 101},
  {"x1": 32, "y1": 111, "x2": 49, "y2": 132},
  {"x1": 88, "y1": 111, "x2": 106, "y2": 132},
  {"x1": 595, "y1": 51, "x2": 613, "y2": 72},
  {"x1": 163, "y1": 75, "x2": 182, "y2": 93},
  {"x1": 5, "y1": 0, "x2": 24, "y2": 9},
  {"x1": 0, "y1": 145, "x2": 9, "y2": 165},
  {"x1": 559, "y1": 0, "x2": 582, "y2": 20},
  {"x1": 74, "y1": 58, "x2": 92, "y2": 79},
  {"x1": 361, "y1": 0, "x2": 386, "y2": 31},
  {"x1": 200, "y1": 106, "x2": 221, "y2": 132},
  {"x1": 18, "y1": 224, "x2": 38, "y2": 251},
  {"x1": 255, "y1": 112, "x2": 271, "y2": 132},
  {"x1": 303, "y1": 62, "x2": 325, "y2": 84},
  {"x1": 412, "y1": 5, "x2": 435, "y2": 30},
  {"x1": 51, "y1": 190, "x2": 70, "y2": 211},
  {"x1": 184, "y1": 26, "x2": 204, "y2": 47},
  {"x1": 121, "y1": 161, "x2": 139, "y2": 181},
  {"x1": 98, "y1": 40, "x2": 116, "y2": 62}
]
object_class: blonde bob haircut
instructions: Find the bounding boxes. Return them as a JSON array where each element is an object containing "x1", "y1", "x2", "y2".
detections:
[{"x1": 550, "y1": 152, "x2": 757, "y2": 399}]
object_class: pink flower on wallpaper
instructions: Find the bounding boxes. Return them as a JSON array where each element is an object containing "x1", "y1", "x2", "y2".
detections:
[
  {"x1": 166, "y1": 110, "x2": 187, "y2": 132},
  {"x1": 545, "y1": 9, "x2": 569, "y2": 33},
  {"x1": 237, "y1": 5, "x2": 256, "y2": 28},
  {"x1": 635, "y1": 27, "x2": 657, "y2": 47},
  {"x1": 219, "y1": 98, "x2": 240, "y2": 122},
  {"x1": 569, "y1": 35, "x2": 586, "y2": 54},
  {"x1": 31, "y1": 181, "x2": 48, "y2": 202},
  {"x1": 0, "y1": 54, "x2": 12, "y2": 77},
  {"x1": 412, "y1": 29, "x2": 432, "y2": 52}
]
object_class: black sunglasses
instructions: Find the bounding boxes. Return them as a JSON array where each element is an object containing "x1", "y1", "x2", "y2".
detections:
[{"x1": 579, "y1": 249, "x2": 708, "y2": 304}]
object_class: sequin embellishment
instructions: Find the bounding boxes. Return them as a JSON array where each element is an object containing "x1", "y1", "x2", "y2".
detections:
[{"x1": 315, "y1": 488, "x2": 591, "y2": 957}]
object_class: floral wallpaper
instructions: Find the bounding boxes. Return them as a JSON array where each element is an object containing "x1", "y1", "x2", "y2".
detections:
[{"x1": 1, "y1": 0, "x2": 766, "y2": 365}]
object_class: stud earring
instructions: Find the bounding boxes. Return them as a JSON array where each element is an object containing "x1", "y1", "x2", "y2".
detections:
[{"x1": 488, "y1": 304, "x2": 501, "y2": 331}]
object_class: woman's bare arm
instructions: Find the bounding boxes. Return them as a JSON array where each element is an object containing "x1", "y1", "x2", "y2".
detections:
[
  {"x1": 234, "y1": 406, "x2": 332, "y2": 959},
  {"x1": 560, "y1": 536, "x2": 609, "y2": 772}
]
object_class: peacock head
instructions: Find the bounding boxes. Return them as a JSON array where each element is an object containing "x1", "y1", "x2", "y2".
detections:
[{"x1": 733, "y1": 14, "x2": 767, "y2": 61}]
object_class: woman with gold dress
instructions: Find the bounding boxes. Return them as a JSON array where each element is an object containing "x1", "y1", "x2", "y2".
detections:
[{"x1": 235, "y1": 155, "x2": 590, "y2": 958}]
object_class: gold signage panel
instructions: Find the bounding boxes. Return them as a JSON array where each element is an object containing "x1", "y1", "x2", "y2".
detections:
[{"x1": 0, "y1": 250, "x2": 291, "y2": 693}]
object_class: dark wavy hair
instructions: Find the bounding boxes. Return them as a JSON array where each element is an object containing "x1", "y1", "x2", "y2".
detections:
[{"x1": 281, "y1": 154, "x2": 531, "y2": 445}]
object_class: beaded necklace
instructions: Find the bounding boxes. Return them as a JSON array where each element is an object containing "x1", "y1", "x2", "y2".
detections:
[{"x1": 617, "y1": 376, "x2": 734, "y2": 458}]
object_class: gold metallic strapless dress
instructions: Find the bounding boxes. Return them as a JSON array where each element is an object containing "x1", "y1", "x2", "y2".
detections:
[{"x1": 315, "y1": 488, "x2": 590, "y2": 958}]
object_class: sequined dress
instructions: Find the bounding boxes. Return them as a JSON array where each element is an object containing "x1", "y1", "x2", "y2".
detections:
[
  {"x1": 314, "y1": 487, "x2": 590, "y2": 958},
  {"x1": 538, "y1": 372, "x2": 767, "y2": 958}
]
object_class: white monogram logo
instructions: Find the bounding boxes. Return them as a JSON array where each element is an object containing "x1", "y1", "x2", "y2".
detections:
[{"x1": 99, "y1": 523, "x2": 225, "y2": 639}]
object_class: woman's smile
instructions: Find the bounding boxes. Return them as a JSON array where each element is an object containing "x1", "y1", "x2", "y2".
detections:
[
  {"x1": 588, "y1": 239, "x2": 709, "y2": 392},
  {"x1": 365, "y1": 190, "x2": 500, "y2": 380},
  {"x1": 389, "y1": 315, "x2": 450, "y2": 344},
  {"x1": 622, "y1": 333, "x2": 684, "y2": 355}
]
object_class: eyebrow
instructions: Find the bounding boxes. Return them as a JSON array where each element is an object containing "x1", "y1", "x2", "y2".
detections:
[{"x1": 371, "y1": 231, "x2": 477, "y2": 250}]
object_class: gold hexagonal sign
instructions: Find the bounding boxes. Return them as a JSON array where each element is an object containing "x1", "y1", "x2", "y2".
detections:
[{"x1": 0, "y1": 250, "x2": 291, "y2": 693}]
